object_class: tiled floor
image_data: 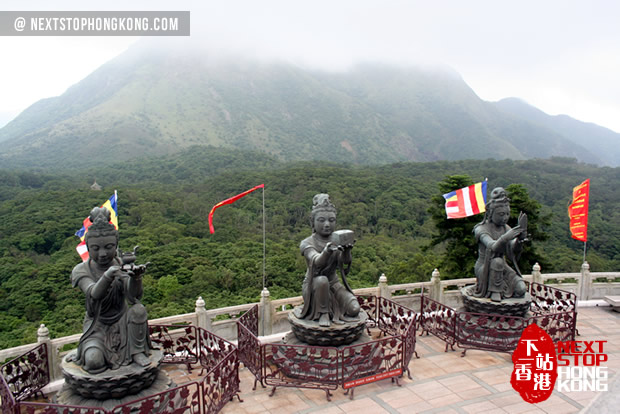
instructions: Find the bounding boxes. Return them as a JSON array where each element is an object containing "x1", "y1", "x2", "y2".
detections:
[{"x1": 189, "y1": 305, "x2": 619, "y2": 414}]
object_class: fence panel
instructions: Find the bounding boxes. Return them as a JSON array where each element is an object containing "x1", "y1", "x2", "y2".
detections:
[
  {"x1": 110, "y1": 381, "x2": 202, "y2": 414},
  {"x1": 237, "y1": 324, "x2": 262, "y2": 390},
  {"x1": 0, "y1": 372, "x2": 17, "y2": 414},
  {"x1": 456, "y1": 312, "x2": 525, "y2": 354},
  {"x1": 356, "y1": 295, "x2": 378, "y2": 330},
  {"x1": 419, "y1": 296, "x2": 456, "y2": 351},
  {"x1": 20, "y1": 401, "x2": 106, "y2": 413},
  {"x1": 201, "y1": 350, "x2": 240, "y2": 414},
  {"x1": 149, "y1": 325, "x2": 198, "y2": 369},
  {"x1": 196, "y1": 328, "x2": 236, "y2": 375},
  {"x1": 377, "y1": 297, "x2": 415, "y2": 338},
  {"x1": 263, "y1": 343, "x2": 340, "y2": 392},
  {"x1": 529, "y1": 282, "x2": 576, "y2": 315},
  {"x1": 527, "y1": 312, "x2": 576, "y2": 343},
  {"x1": 341, "y1": 336, "x2": 403, "y2": 391},
  {"x1": 0, "y1": 342, "x2": 49, "y2": 402}
]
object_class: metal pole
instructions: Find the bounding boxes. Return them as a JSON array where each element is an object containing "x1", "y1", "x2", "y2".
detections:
[
  {"x1": 583, "y1": 241, "x2": 587, "y2": 264},
  {"x1": 262, "y1": 186, "x2": 266, "y2": 289}
]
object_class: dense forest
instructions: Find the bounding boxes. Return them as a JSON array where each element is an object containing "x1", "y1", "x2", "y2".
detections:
[{"x1": 1, "y1": 147, "x2": 619, "y2": 348}]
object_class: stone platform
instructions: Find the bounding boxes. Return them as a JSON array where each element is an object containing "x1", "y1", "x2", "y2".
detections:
[
  {"x1": 461, "y1": 285, "x2": 532, "y2": 317},
  {"x1": 288, "y1": 308, "x2": 369, "y2": 346},
  {"x1": 58, "y1": 349, "x2": 167, "y2": 409}
]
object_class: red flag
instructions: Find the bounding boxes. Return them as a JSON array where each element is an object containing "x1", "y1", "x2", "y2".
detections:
[
  {"x1": 208, "y1": 184, "x2": 264, "y2": 234},
  {"x1": 568, "y1": 179, "x2": 590, "y2": 242}
]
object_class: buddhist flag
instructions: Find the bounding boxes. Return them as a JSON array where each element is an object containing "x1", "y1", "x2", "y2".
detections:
[
  {"x1": 568, "y1": 179, "x2": 590, "y2": 242},
  {"x1": 443, "y1": 181, "x2": 487, "y2": 219},
  {"x1": 75, "y1": 191, "x2": 118, "y2": 261},
  {"x1": 209, "y1": 184, "x2": 264, "y2": 234}
]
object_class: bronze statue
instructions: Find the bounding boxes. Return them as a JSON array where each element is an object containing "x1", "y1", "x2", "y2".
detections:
[
  {"x1": 473, "y1": 187, "x2": 527, "y2": 302},
  {"x1": 294, "y1": 194, "x2": 360, "y2": 327},
  {"x1": 69, "y1": 207, "x2": 151, "y2": 373}
]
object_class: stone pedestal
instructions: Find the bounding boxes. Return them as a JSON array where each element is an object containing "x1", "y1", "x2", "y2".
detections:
[
  {"x1": 57, "y1": 349, "x2": 171, "y2": 410},
  {"x1": 461, "y1": 285, "x2": 531, "y2": 317},
  {"x1": 55, "y1": 369, "x2": 174, "y2": 411},
  {"x1": 288, "y1": 308, "x2": 368, "y2": 346}
]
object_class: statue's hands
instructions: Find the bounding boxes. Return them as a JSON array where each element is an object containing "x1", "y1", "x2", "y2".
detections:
[
  {"x1": 104, "y1": 266, "x2": 122, "y2": 280},
  {"x1": 504, "y1": 226, "x2": 522, "y2": 241},
  {"x1": 122, "y1": 262, "x2": 150, "y2": 279},
  {"x1": 323, "y1": 242, "x2": 340, "y2": 254}
]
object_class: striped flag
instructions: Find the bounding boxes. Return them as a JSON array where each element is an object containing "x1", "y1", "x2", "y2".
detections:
[
  {"x1": 75, "y1": 191, "x2": 118, "y2": 261},
  {"x1": 443, "y1": 181, "x2": 488, "y2": 219}
]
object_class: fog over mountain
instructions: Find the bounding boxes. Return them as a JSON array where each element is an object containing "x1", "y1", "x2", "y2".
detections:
[{"x1": 0, "y1": 42, "x2": 617, "y2": 170}]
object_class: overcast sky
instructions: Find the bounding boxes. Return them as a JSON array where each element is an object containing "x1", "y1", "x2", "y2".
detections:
[{"x1": 1, "y1": 0, "x2": 619, "y2": 133}]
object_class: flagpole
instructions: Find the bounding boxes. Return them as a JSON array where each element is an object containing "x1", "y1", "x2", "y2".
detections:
[
  {"x1": 262, "y1": 185, "x2": 266, "y2": 290},
  {"x1": 583, "y1": 241, "x2": 587, "y2": 264}
]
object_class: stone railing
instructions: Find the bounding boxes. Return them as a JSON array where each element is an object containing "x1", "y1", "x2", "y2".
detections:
[{"x1": 2, "y1": 262, "x2": 618, "y2": 382}]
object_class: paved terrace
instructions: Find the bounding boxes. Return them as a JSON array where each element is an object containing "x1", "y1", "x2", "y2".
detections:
[{"x1": 165, "y1": 304, "x2": 620, "y2": 414}]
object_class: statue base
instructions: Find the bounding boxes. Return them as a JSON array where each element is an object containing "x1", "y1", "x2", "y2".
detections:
[
  {"x1": 461, "y1": 285, "x2": 532, "y2": 317},
  {"x1": 55, "y1": 369, "x2": 175, "y2": 411},
  {"x1": 288, "y1": 308, "x2": 368, "y2": 346},
  {"x1": 60, "y1": 349, "x2": 164, "y2": 401}
]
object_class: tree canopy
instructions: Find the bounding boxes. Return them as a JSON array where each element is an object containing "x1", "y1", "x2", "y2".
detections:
[{"x1": 1, "y1": 149, "x2": 618, "y2": 348}]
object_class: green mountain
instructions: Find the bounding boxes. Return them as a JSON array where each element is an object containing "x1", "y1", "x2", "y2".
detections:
[
  {"x1": 0, "y1": 43, "x2": 610, "y2": 169},
  {"x1": 494, "y1": 98, "x2": 620, "y2": 167}
]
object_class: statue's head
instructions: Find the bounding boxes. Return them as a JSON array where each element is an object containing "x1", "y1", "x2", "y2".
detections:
[
  {"x1": 85, "y1": 207, "x2": 118, "y2": 266},
  {"x1": 311, "y1": 193, "x2": 337, "y2": 237},
  {"x1": 482, "y1": 187, "x2": 511, "y2": 226}
]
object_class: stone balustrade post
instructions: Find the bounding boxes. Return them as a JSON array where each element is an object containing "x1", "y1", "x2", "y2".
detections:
[
  {"x1": 430, "y1": 268, "x2": 442, "y2": 302},
  {"x1": 195, "y1": 296, "x2": 210, "y2": 331},
  {"x1": 259, "y1": 287, "x2": 273, "y2": 336},
  {"x1": 532, "y1": 263, "x2": 542, "y2": 285},
  {"x1": 579, "y1": 262, "x2": 591, "y2": 301},
  {"x1": 378, "y1": 273, "x2": 390, "y2": 299},
  {"x1": 37, "y1": 324, "x2": 60, "y2": 380}
]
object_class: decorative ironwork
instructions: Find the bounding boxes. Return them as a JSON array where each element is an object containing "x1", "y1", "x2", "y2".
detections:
[
  {"x1": 419, "y1": 296, "x2": 457, "y2": 351},
  {"x1": 456, "y1": 312, "x2": 525, "y2": 355},
  {"x1": 402, "y1": 317, "x2": 418, "y2": 379},
  {"x1": 527, "y1": 312, "x2": 576, "y2": 343},
  {"x1": 0, "y1": 372, "x2": 17, "y2": 414},
  {"x1": 237, "y1": 317, "x2": 263, "y2": 390},
  {"x1": 356, "y1": 295, "x2": 378, "y2": 330},
  {"x1": 420, "y1": 283, "x2": 578, "y2": 355},
  {"x1": 0, "y1": 342, "x2": 49, "y2": 402},
  {"x1": 196, "y1": 328, "x2": 236, "y2": 375},
  {"x1": 110, "y1": 381, "x2": 201, "y2": 414},
  {"x1": 529, "y1": 282, "x2": 577, "y2": 315},
  {"x1": 238, "y1": 305, "x2": 259, "y2": 337},
  {"x1": 341, "y1": 336, "x2": 403, "y2": 398},
  {"x1": 263, "y1": 343, "x2": 340, "y2": 400},
  {"x1": 21, "y1": 401, "x2": 106, "y2": 413},
  {"x1": 201, "y1": 349, "x2": 242, "y2": 414},
  {"x1": 377, "y1": 297, "x2": 415, "y2": 338},
  {"x1": 149, "y1": 325, "x2": 198, "y2": 370}
]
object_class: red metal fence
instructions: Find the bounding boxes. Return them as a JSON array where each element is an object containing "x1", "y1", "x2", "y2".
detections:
[
  {"x1": 0, "y1": 325, "x2": 239, "y2": 414},
  {"x1": 420, "y1": 282, "x2": 577, "y2": 356},
  {"x1": 238, "y1": 295, "x2": 418, "y2": 400}
]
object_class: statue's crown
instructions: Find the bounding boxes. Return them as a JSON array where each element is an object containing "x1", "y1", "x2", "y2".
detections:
[
  {"x1": 312, "y1": 193, "x2": 336, "y2": 213},
  {"x1": 489, "y1": 187, "x2": 510, "y2": 206},
  {"x1": 86, "y1": 207, "x2": 117, "y2": 236}
]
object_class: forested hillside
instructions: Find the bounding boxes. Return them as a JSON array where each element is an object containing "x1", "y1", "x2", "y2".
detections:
[
  {"x1": 1, "y1": 43, "x2": 615, "y2": 169},
  {"x1": 1, "y1": 148, "x2": 618, "y2": 347}
]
